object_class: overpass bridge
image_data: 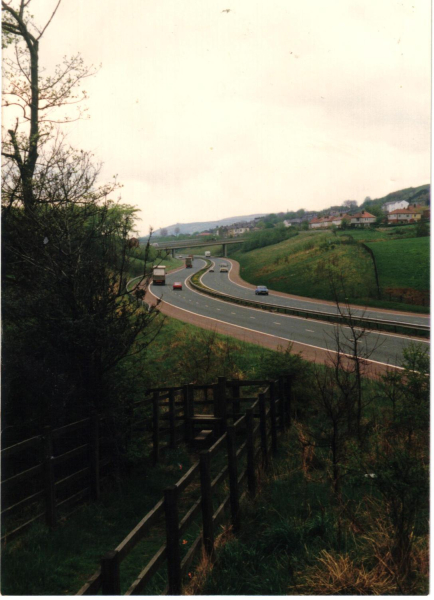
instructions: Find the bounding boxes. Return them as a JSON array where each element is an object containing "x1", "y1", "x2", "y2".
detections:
[{"x1": 149, "y1": 237, "x2": 247, "y2": 257}]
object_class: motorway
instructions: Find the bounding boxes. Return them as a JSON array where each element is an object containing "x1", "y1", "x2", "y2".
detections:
[
  {"x1": 148, "y1": 258, "x2": 430, "y2": 371},
  {"x1": 203, "y1": 258, "x2": 429, "y2": 327}
]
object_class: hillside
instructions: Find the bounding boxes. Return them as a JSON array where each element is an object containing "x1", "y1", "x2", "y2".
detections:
[
  {"x1": 231, "y1": 227, "x2": 430, "y2": 312},
  {"x1": 361, "y1": 183, "x2": 430, "y2": 212}
]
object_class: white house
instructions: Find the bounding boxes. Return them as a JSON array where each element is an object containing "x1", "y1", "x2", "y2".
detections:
[{"x1": 382, "y1": 200, "x2": 409, "y2": 213}]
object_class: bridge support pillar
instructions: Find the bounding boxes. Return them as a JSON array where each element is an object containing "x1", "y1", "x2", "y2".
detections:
[
  {"x1": 223, "y1": 244, "x2": 227, "y2": 257},
  {"x1": 171, "y1": 248, "x2": 176, "y2": 258}
]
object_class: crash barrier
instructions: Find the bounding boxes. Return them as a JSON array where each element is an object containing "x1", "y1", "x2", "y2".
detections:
[
  {"x1": 77, "y1": 376, "x2": 291, "y2": 595},
  {"x1": 189, "y1": 264, "x2": 430, "y2": 339}
]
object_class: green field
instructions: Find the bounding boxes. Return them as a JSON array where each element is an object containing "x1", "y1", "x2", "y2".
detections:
[
  {"x1": 366, "y1": 237, "x2": 430, "y2": 296},
  {"x1": 232, "y1": 233, "x2": 377, "y2": 304},
  {"x1": 233, "y1": 229, "x2": 430, "y2": 312}
]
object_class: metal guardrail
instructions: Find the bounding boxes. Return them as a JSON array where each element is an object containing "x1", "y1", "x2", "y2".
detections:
[{"x1": 188, "y1": 265, "x2": 430, "y2": 339}]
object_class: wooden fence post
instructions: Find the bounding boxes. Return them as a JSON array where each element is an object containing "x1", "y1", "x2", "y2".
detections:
[
  {"x1": 246, "y1": 407, "x2": 256, "y2": 498},
  {"x1": 43, "y1": 426, "x2": 56, "y2": 528},
  {"x1": 278, "y1": 377, "x2": 285, "y2": 431},
  {"x1": 169, "y1": 389, "x2": 176, "y2": 449},
  {"x1": 285, "y1": 376, "x2": 292, "y2": 427},
  {"x1": 101, "y1": 550, "x2": 121, "y2": 595},
  {"x1": 269, "y1": 382, "x2": 278, "y2": 455},
  {"x1": 164, "y1": 486, "x2": 182, "y2": 595},
  {"x1": 199, "y1": 451, "x2": 215, "y2": 559},
  {"x1": 258, "y1": 393, "x2": 268, "y2": 467},
  {"x1": 232, "y1": 379, "x2": 240, "y2": 422},
  {"x1": 183, "y1": 385, "x2": 189, "y2": 443},
  {"x1": 90, "y1": 412, "x2": 100, "y2": 501},
  {"x1": 186, "y1": 384, "x2": 195, "y2": 442},
  {"x1": 218, "y1": 377, "x2": 227, "y2": 433},
  {"x1": 226, "y1": 425, "x2": 240, "y2": 533},
  {"x1": 152, "y1": 391, "x2": 160, "y2": 465}
]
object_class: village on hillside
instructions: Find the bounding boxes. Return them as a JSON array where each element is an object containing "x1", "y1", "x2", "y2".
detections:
[{"x1": 161, "y1": 188, "x2": 430, "y2": 239}]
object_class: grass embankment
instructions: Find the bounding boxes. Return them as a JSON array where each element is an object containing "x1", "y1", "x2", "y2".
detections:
[
  {"x1": 232, "y1": 229, "x2": 429, "y2": 313},
  {"x1": 192, "y1": 344, "x2": 429, "y2": 595},
  {"x1": 1, "y1": 316, "x2": 296, "y2": 595},
  {"x1": 195, "y1": 426, "x2": 428, "y2": 595},
  {"x1": 365, "y1": 237, "x2": 429, "y2": 303}
]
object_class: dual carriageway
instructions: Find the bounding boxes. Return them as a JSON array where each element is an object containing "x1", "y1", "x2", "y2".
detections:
[{"x1": 146, "y1": 256, "x2": 430, "y2": 372}]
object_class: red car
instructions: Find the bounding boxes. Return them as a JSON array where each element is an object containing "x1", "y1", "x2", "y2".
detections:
[{"x1": 173, "y1": 282, "x2": 183, "y2": 290}]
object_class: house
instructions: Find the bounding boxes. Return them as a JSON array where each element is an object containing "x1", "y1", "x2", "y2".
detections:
[
  {"x1": 382, "y1": 200, "x2": 409, "y2": 213},
  {"x1": 283, "y1": 218, "x2": 304, "y2": 227},
  {"x1": 309, "y1": 217, "x2": 327, "y2": 229},
  {"x1": 350, "y1": 211, "x2": 376, "y2": 227},
  {"x1": 387, "y1": 208, "x2": 420, "y2": 224},
  {"x1": 227, "y1": 222, "x2": 253, "y2": 236}
]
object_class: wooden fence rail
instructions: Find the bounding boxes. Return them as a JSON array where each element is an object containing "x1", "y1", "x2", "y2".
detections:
[
  {"x1": 1, "y1": 377, "x2": 292, "y2": 547},
  {"x1": 77, "y1": 375, "x2": 292, "y2": 595}
]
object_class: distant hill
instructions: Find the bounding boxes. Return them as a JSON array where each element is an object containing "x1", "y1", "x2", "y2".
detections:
[
  {"x1": 361, "y1": 184, "x2": 430, "y2": 212},
  {"x1": 150, "y1": 214, "x2": 266, "y2": 237}
]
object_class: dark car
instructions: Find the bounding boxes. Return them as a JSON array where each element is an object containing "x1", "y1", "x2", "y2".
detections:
[
  {"x1": 173, "y1": 282, "x2": 183, "y2": 290},
  {"x1": 255, "y1": 286, "x2": 269, "y2": 295}
]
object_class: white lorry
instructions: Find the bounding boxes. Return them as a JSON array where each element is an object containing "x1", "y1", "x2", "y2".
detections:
[
  {"x1": 205, "y1": 251, "x2": 211, "y2": 258},
  {"x1": 152, "y1": 265, "x2": 166, "y2": 285}
]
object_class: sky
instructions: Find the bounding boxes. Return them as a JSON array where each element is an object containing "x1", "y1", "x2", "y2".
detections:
[{"x1": 4, "y1": 0, "x2": 431, "y2": 235}]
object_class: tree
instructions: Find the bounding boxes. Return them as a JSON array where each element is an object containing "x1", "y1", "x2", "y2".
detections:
[
  {"x1": 416, "y1": 219, "x2": 429, "y2": 237},
  {"x1": 160, "y1": 227, "x2": 168, "y2": 237},
  {"x1": 343, "y1": 200, "x2": 358, "y2": 209},
  {"x1": 174, "y1": 226, "x2": 180, "y2": 236},
  {"x1": 2, "y1": 0, "x2": 97, "y2": 212},
  {"x1": 2, "y1": 1, "x2": 160, "y2": 438}
]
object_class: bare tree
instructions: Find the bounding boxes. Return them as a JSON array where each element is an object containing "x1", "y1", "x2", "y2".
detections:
[{"x1": 2, "y1": 0, "x2": 98, "y2": 211}]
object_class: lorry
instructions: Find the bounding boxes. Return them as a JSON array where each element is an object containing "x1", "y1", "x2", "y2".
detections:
[
  {"x1": 205, "y1": 251, "x2": 211, "y2": 258},
  {"x1": 185, "y1": 255, "x2": 193, "y2": 268},
  {"x1": 152, "y1": 265, "x2": 166, "y2": 285}
]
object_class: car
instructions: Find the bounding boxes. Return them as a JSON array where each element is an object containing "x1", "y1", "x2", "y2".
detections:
[
  {"x1": 255, "y1": 286, "x2": 269, "y2": 295},
  {"x1": 209, "y1": 267, "x2": 214, "y2": 272},
  {"x1": 173, "y1": 282, "x2": 183, "y2": 290},
  {"x1": 219, "y1": 264, "x2": 229, "y2": 273}
]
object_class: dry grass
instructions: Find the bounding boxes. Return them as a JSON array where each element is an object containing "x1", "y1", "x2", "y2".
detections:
[
  {"x1": 299, "y1": 499, "x2": 429, "y2": 596},
  {"x1": 183, "y1": 525, "x2": 235, "y2": 595},
  {"x1": 299, "y1": 549, "x2": 395, "y2": 595}
]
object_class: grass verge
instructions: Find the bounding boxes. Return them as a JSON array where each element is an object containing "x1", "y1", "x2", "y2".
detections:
[
  {"x1": 232, "y1": 229, "x2": 429, "y2": 313},
  {"x1": 196, "y1": 426, "x2": 429, "y2": 596}
]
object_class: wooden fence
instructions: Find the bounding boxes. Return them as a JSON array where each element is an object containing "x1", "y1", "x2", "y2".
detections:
[
  {"x1": 1, "y1": 378, "x2": 283, "y2": 544},
  {"x1": 76, "y1": 376, "x2": 292, "y2": 595}
]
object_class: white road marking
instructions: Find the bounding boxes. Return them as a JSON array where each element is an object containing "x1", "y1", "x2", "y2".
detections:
[
  {"x1": 147, "y1": 286, "x2": 407, "y2": 371},
  {"x1": 274, "y1": 322, "x2": 281, "y2": 325},
  {"x1": 182, "y1": 271, "x2": 429, "y2": 345},
  {"x1": 231, "y1": 312, "x2": 236, "y2": 315},
  {"x1": 306, "y1": 329, "x2": 314, "y2": 332}
]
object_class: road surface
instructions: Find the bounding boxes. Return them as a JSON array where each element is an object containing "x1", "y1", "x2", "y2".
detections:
[
  {"x1": 202, "y1": 258, "x2": 429, "y2": 327},
  {"x1": 147, "y1": 258, "x2": 430, "y2": 372}
]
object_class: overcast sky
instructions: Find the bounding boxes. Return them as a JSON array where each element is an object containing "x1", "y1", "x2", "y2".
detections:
[{"x1": 8, "y1": 0, "x2": 431, "y2": 235}]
